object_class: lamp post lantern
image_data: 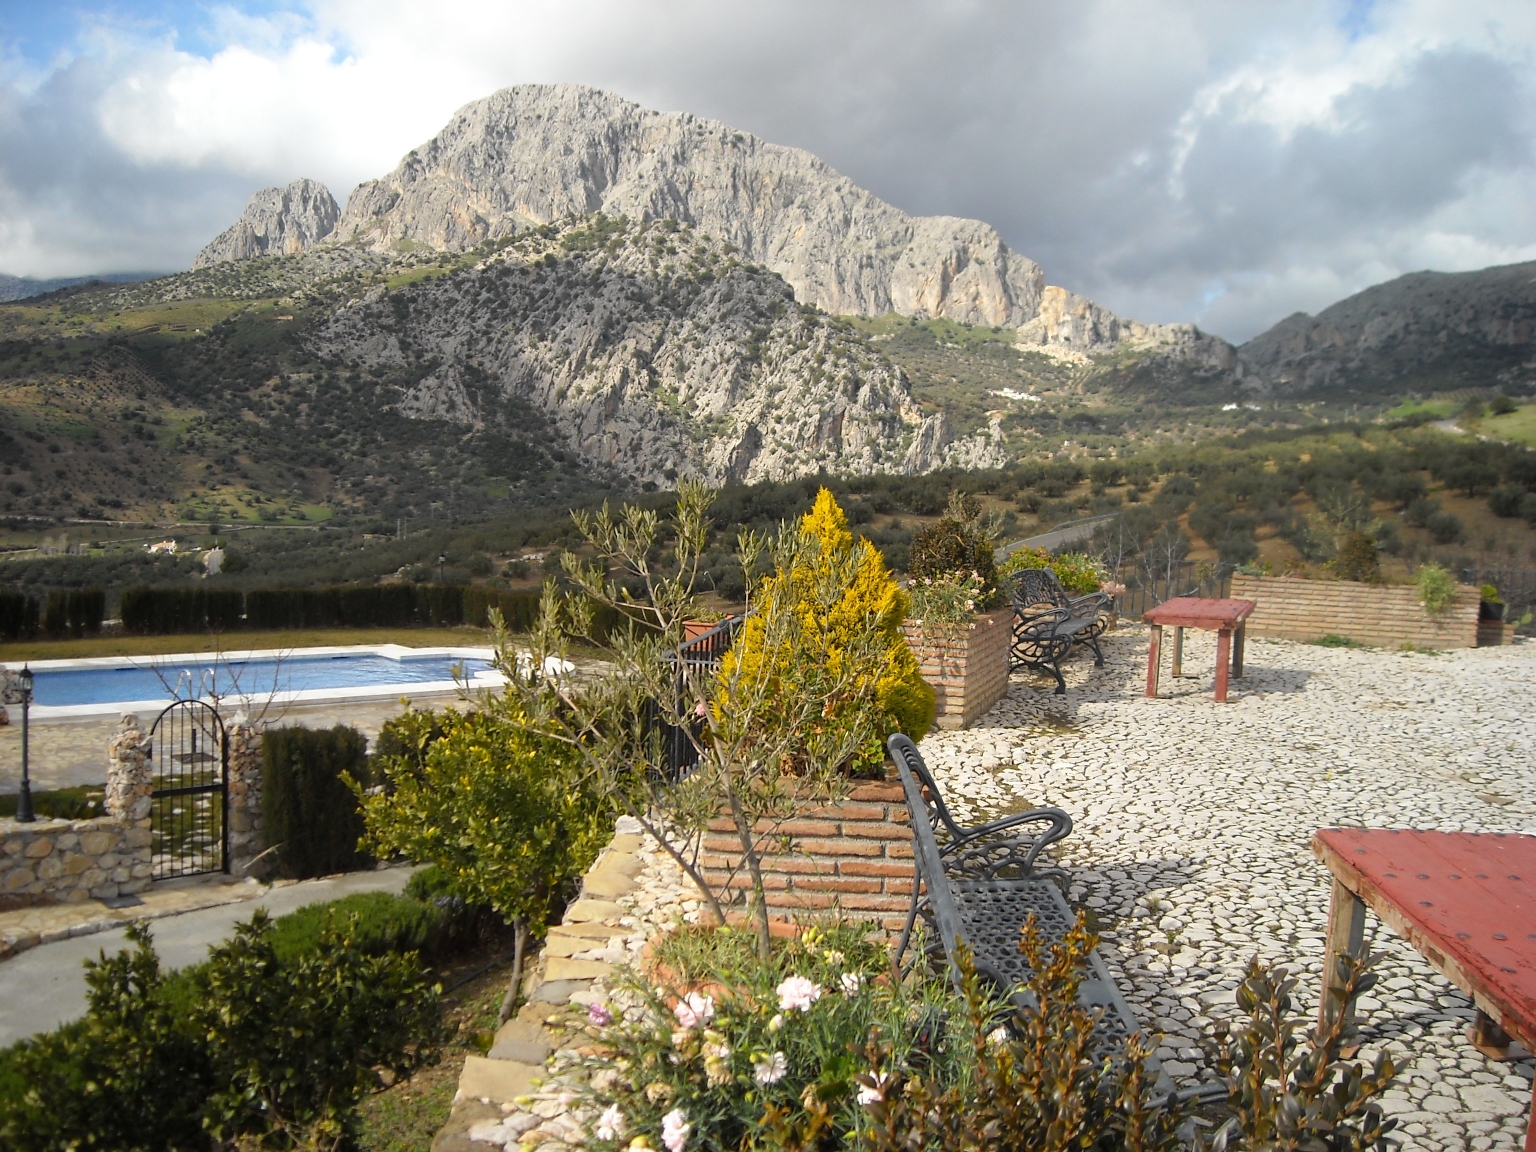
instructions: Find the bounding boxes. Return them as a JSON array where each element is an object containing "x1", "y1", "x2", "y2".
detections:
[{"x1": 15, "y1": 666, "x2": 34, "y2": 823}]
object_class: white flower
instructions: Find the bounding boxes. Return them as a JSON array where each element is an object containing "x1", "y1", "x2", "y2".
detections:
[
  {"x1": 822, "y1": 949, "x2": 845, "y2": 966},
  {"x1": 776, "y1": 975, "x2": 822, "y2": 1012},
  {"x1": 661, "y1": 1108, "x2": 691, "y2": 1152},
  {"x1": 753, "y1": 1051, "x2": 788, "y2": 1085},
  {"x1": 840, "y1": 972, "x2": 863, "y2": 995},
  {"x1": 596, "y1": 1104, "x2": 628, "y2": 1142},
  {"x1": 986, "y1": 1025, "x2": 1011, "y2": 1047},
  {"x1": 673, "y1": 992, "x2": 714, "y2": 1029},
  {"x1": 856, "y1": 1073, "x2": 891, "y2": 1107},
  {"x1": 767, "y1": 1013, "x2": 785, "y2": 1033}
]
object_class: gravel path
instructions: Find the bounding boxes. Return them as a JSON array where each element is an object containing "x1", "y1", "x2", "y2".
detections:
[{"x1": 920, "y1": 630, "x2": 1535, "y2": 1152}]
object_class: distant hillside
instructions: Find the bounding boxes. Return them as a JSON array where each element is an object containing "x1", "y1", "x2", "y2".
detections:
[
  {"x1": 0, "y1": 272, "x2": 158, "y2": 303},
  {"x1": 1239, "y1": 261, "x2": 1536, "y2": 398}
]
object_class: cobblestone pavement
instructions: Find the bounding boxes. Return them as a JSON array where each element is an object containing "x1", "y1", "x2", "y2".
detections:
[
  {"x1": 445, "y1": 630, "x2": 1536, "y2": 1151},
  {"x1": 920, "y1": 630, "x2": 1535, "y2": 1152}
]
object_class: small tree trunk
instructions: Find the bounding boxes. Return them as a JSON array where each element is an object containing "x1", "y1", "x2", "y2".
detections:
[
  {"x1": 726, "y1": 789, "x2": 773, "y2": 962},
  {"x1": 499, "y1": 918, "x2": 530, "y2": 1024}
]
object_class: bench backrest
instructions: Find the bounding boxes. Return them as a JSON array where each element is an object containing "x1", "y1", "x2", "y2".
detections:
[
  {"x1": 889, "y1": 739, "x2": 972, "y2": 986},
  {"x1": 1008, "y1": 568, "x2": 1071, "y2": 611}
]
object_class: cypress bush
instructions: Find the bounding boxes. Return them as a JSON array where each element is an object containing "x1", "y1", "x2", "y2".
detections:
[
  {"x1": 41, "y1": 589, "x2": 105, "y2": 639},
  {"x1": 120, "y1": 587, "x2": 240, "y2": 634},
  {"x1": 0, "y1": 591, "x2": 40, "y2": 641},
  {"x1": 262, "y1": 725, "x2": 371, "y2": 880}
]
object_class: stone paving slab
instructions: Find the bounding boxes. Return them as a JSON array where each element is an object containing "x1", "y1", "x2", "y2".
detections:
[{"x1": 0, "y1": 873, "x2": 265, "y2": 959}]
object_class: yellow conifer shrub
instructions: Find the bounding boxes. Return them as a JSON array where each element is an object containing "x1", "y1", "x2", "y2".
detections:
[{"x1": 719, "y1": 488, "x2": 935, "y2": 773}]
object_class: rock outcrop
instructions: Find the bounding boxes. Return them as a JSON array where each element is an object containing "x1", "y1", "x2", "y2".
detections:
[
  {"x1": 1016, "y1": 285, "x2": 1235, "y2": 368},
  {"x1": 307, "y1": 217, "x2": 954, "y2": 485},
  {"x1": 194, "y1": 179, "x2": 340, "y2": 268},
  {"x1": 201, "y1": 85, "x2": 1207, "y2": 357},
  {"x1": 1238, "y1": 261, "x2": 1536, "y2": 396}
]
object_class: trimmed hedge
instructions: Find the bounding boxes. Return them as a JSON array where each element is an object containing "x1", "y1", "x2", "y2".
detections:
[
  {"x1": 0, "y1": 591, "x2": 40, "y2": 641},
  {"x1": 42, "y1": 588, "x2": 106, "y2": 639},
  {"x1": 262, "y1": 725, "x2": 371, "y2": 880},
  {"x1": 120, "y1": 586, "x2": 242, "y2": 635}
]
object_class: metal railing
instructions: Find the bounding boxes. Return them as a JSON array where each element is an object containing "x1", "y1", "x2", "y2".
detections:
[
  {"x1": 1461, "y1": 567, "x2": 1536, "y2": 630},
  {"x1": 1114, "y1": 560, "x2": 1232, "y2": 623},
  {"x1": 657, "y1": 615, "x2": 744, "y2": 780}
]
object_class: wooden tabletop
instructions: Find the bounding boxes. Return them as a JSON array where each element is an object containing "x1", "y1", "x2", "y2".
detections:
[
  {"x1": 1142, "y1": 597, "x2": 1256, "y2": 629},
  {"x1": 1313, "y1": 828, "x2": 1536, "y2": 1051}
]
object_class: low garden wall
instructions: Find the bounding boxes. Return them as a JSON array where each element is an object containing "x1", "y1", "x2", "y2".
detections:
[
  {"x1": 1229, "y1": 573, "x2": 1479, "y2": 649},
  {"x1": 0, "y1": 814, "x2": 152, "y2": 904},
  {"x1": 699, "y1": 780, "x2": 914, "y2": 933}
]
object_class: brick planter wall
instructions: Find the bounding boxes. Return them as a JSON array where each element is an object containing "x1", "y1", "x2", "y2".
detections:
[
  {"x1": 1477, "y1": 621, "x2": 1516, "y2": 647},
  {"x1": 699, "y1": 781, "x2": 914, "y2": 933},
  {"x1": 1229, "y1": 574, "x2": 1479, "y2": 649},
  {"x1": 902, "y1": 607, "x2": 1011, "y2": 730}
]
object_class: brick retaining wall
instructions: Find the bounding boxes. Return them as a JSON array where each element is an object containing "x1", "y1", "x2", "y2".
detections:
[
  {"x1": 699, "y1": 781, "x2": 915, "y2": 933},
  {"x1": 1229, "y1": 574, "x2": 1479, "y2": 649}
]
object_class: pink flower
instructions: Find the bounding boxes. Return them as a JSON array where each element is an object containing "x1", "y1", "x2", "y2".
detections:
[
  {"x1": 857, "y1": 1072, "x2": 891, "y2": 1106},
  {"x1": 596, "y1": 1104, "x2": 627, "y2": 1141},
  {"x1": 673, "y1": 992, "x2": 714, "y2": 1029},
  {"x1": 840, "y1": 972, "x2": 863, "y2": 995},
  {"x1": 753, "y1": 1051, "x2": 788, "y2": 1085},
  {"x1": 776, "y1": 975, "x2": 821, "y2": 1012},
  {"x1": 661, "y1": 1108, "x2": 691, "y2": 1152},
  {"x1": 588, "y1": 1001, "x2": 614, "y2": 1027}
]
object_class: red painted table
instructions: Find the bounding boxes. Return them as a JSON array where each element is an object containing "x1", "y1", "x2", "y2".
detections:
[
  {"x1": 1142, "y1": 597, "x2": 1256, "y2": 702},
  {"x1": 1313, "y1": 828, "x2": 1536, "y2": 1149}
]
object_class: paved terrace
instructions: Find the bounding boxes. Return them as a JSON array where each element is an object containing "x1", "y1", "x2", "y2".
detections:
[{"x1": 921, "y1": 630, "x2": 1535, "y2": 1152}]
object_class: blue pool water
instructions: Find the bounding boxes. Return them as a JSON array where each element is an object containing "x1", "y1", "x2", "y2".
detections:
[{"x1": 30, "y1": 653, "x2": 496, "y2": 708}]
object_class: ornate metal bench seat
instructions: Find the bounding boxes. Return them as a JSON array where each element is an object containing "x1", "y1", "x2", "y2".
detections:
[
  {"x1": 888, "y1": 733, "x2": 1161, "y2": 1080},
  {"x1": 1007, "y1": 568, "x2": 1111, "y2": 693}
]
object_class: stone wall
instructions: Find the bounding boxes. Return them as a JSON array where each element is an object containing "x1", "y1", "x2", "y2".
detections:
[
  {"x1": 1229, "y1": 574, "x2": 1480, "y2": 649},
  {"x1": 226, "y1": 721, "x2": 268, "y2": 877},
  {"x1": 0, "y1": 816, "x2": 151, "y2": 903},
  {"x1": 699, "y1": 781, "x2": 914, "y2": 933},
  {"x1": 902, "y1": 607, "x2": 1011, "y2": 730}
]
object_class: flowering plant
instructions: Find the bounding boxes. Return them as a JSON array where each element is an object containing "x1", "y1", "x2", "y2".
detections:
[
  {"x1": 572, "y1": 921, "x2": 959, "y2": 1152},
  {"x1": 905, "y1": 571, "x2": 990, "y2": 628}
]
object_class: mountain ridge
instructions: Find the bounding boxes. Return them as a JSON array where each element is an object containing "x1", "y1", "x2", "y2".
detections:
[{"x1": 197, "y1": 84, "x2": 1227, "y2": 367}]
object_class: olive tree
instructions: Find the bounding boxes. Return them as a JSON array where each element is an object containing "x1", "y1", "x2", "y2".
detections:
[{"x1": 500, "y1": 481, "x2": 932, "y2": 960}]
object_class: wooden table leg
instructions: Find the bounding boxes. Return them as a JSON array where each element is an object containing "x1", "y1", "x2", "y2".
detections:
[
  {"x1": 1319, "y1": 877, "x2": 1368, "y2": 1035},
  {"x1": 1146, "y1": 624, "x2": 1162, "y2": 698},
  {"x1": 1525, "y1": 1079, "x2": 1535, "y2": 1152},
  {"x1": 1468, "y1": 1009, "x2": 1514, "y2": 1060},
  {"x1": 1233, "y1": 623, "x2": 1246, "y2": 678},
  {"x1": 1172, "y1": 626, "x2": 1184, "y2": 677},
  {"x1": 1214, "y1": 627, "x2": 1231, "y2": 701}
]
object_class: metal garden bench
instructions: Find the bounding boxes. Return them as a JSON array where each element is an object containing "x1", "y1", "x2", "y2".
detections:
[
  {"x1": 1005, "y1": 569, "x2": 1109, "y2": 693},
  {"x1": 887, "y1": 733, "x2": 1161, "y2": 1078}
]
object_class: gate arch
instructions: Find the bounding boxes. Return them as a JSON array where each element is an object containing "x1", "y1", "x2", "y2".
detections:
[{"x1": 147, "y1": 699, "x2": 228, "y2": 879}]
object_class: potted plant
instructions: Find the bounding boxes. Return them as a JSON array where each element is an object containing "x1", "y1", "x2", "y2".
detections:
[
  {"x1": 902, "y1": 494, "x2": 1013, "y2": 729},
  {"x1": 1476, "y1": 583, "x2": 1516, "y2": 647}
]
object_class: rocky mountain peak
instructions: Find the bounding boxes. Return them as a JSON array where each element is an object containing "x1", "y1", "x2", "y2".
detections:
[{"x1": 194, "y1": 178, "x2": 340, "y2": 268}]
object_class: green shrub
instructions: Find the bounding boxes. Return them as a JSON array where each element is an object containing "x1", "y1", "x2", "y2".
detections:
[
  {"x1": 120, "y1": 586, "x2": 242, "y2": 635},
  {"x1": 1331, "y1": 530, "x2": 1380, "y2": 583},
  {"x1": 262, "y1": 725, "x2": 371, "y2": 880},
  {"x1": 906, "y1": 492, "x2": 1002, "y2": 609},
  {"x1": 0, "y1": 785, "x2": 104, "y2": 820},
  {"x1": 1426, "y1": 509, "x2": 1465, "y2": 544},
  {"x1": 42, "y1": 588, "x2": 104, "y2": 638},
  {"x1": 1312, "y1": 634, "x2": 1361, "y2": 648},
  {"x1": 998, "y1": 546, "x2": 1105, "y2": 595},
  {"x1": 1415, "y1": 563, "x2": 1457, "y2": 615},
  {"x1": 1488, "y1": 485, "x2": 1526, "y2": 518},
  {"x1": 0, "y1": 924, "x2": 212, "y2": 1152},
  {"x1": 265, "y1": 891, "x2": 451, "y2": 964},
  {"x1": 0, "y1": 591, "x2": 39, "y2": 641}
]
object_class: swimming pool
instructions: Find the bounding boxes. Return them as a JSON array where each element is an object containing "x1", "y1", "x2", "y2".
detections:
[{"x1": 4, "y1": 645, "x2": 503, "y2": 719}]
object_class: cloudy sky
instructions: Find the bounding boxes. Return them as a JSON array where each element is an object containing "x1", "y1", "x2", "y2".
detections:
[{"x1": 3, "y1": 0, "x2": 1535, "y2": 341}]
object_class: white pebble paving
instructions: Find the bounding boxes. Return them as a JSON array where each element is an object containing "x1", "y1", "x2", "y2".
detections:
[{"x1": 918, "y1": 630, "x2": 1536, "y2": 1152}]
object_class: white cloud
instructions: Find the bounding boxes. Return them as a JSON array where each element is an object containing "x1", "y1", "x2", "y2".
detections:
[{"x1": 3, "y1": 0, "x2": 1536, "y2": 342}]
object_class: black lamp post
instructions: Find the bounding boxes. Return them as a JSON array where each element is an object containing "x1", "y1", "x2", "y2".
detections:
[
  {"x1": 15, "y1": 666, "x2": 34, "y2": 824},
  {"x1": 438, "y1": 554, "x2": 447, "y2": 583}
]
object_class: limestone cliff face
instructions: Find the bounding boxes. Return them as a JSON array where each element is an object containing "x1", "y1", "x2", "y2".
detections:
[
  {"x1": 1016, "y1": 285, "x2": 1235, "y2": 369},
  {"x1": 332, "y1": 85, "x2": 1045, "y2": 329},
  {"x1": 306, "y1": 218, "x2": 967, "y2": 485},
  {"x1": 194, "y1": 179, "x2": 340, "y2": 268}
]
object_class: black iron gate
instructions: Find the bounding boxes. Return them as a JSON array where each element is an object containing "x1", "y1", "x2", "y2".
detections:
[{"x1": 148, "y1": 699, "x2": 228, "y2": 879}]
